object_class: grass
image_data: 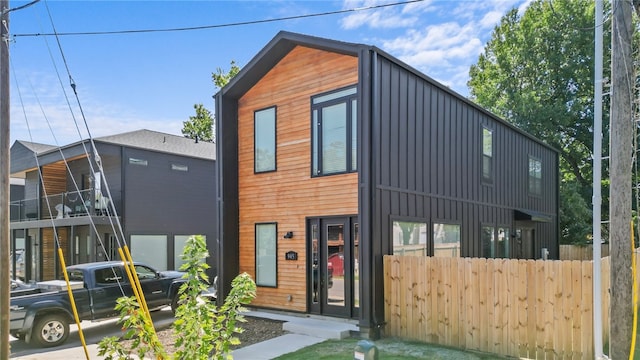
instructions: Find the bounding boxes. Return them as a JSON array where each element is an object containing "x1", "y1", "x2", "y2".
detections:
[{"x1": 273, "y1": 337, "x2": 507, "y2": 360}]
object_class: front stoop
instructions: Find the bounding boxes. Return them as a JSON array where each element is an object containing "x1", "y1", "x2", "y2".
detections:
[{"x1": 283, "y1": 318, "x2": 357, "y2": 339}]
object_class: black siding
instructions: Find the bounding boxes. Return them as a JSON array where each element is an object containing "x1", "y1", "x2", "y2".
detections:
[
  {"x1": 363, "y1": 52, "x2": 559, "y2": 331},
  {"x1": 215, "y1": 94, "x2": 240, "y2": 303},
  {"x1": 122, "y1": 147, "x2": 216, "y2": 272}
]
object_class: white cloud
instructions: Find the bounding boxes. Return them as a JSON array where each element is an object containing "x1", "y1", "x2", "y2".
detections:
[
  {"x1": 340, "y1": 0, "x2": 435, "y2": 29},
  {"x1": 10, "y1": 70, "x2": 182, "y2": 146}
]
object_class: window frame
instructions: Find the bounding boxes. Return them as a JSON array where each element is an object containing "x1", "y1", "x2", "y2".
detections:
[
  {"x1": 528, "y1": 155, "x2": 543, "y2": 196},
  {"x1": 254, "y1": 106, "x2": 277, "y2": 174},
  {"x1": 482, "y1": 126, "x2": 493, "y2": 183},
  {"x1": 255, "y1": 222, "x2": 278, "y2": 288},
  {"x1": 311, "y1": 85, "x2": 358, "y2": 177}
]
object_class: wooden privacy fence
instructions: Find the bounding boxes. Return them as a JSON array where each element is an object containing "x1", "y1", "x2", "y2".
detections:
[
  {"x1": 383, "y1": 255, "x2": 620, "y2": 359},
  {"x1": 559, "y1": 244, "x2": 610, "y2": 260}
]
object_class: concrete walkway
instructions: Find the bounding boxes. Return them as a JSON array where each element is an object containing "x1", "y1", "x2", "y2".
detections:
[{"x1": 11, "y1": 310, "x2": 359, "y2": 360}]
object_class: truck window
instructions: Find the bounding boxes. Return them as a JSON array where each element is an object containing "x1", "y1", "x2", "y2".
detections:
[
  {"x1": 134, "y1": 265, "x2": 157, "y2": 280},
  {"x1": 96, "y1": 267, "x2": 125, "y2": 285},
  {"x1": 68, "y1": 270, "x2": 84, "y2": 282}
]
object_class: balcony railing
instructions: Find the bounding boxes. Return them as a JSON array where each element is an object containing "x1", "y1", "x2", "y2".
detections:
[{"x1": 10, "y1": 189, "x2": 113, "y2": 222}]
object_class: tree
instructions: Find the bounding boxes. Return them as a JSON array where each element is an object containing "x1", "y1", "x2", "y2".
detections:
[
  {"x1": 212, "y1": 60, "x2": 241, "y2": 89},
  {"x1": 182, "y1": 103, "x2": 213, "y2": 142},
  {"x1": 468, "y1": 0, "x2": 609, "y2": 244},
  {"x1": 181, "y1": 61, "x2": 241, "y2": 143}
]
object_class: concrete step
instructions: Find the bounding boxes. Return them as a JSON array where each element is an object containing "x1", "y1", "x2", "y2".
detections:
[{"x1": 283, "y1": 318, "x2": 357, "y2": 339}]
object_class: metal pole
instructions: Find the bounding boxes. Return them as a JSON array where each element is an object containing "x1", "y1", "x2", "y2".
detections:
[
  {"x1": 593, "y1": 0, "x2": 604, "y2": 358},
  {"x1": 0, "y1": 0, "x2": 10, "y2": 358}
]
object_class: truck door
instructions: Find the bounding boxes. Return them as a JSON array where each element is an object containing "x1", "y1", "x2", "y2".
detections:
[{"x1": 90, "y1": 266, "x2": 129, "y2": 319}]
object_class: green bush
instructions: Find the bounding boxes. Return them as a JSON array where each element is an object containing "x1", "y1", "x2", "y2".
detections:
[{"x1": 98, "y1": 235, "x2": 256, "y2": 359}]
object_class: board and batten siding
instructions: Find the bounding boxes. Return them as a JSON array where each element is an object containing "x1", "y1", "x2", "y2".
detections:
[
  {"x1": 237, "y1": 45, "x2": 359, "y2": 311},
  {"x1": 371, "y1": 55, "x2": 558, "y2": 259}
]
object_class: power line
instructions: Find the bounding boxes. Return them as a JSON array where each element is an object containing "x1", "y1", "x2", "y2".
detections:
[{"x1": 12, "y1": 0, "x2": 425, "y2": 38}]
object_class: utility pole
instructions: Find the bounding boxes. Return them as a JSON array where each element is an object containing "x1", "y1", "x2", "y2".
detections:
[
  {"x1": 0, "y1": 0, "x2": 9, "y2": 358},
  {"x1": 609, "y1": 0, "x2": 634, "y2": 358}
]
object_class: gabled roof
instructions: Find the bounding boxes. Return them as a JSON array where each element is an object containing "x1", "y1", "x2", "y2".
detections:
[
  {"x1": 94, "y1": 129, "x2": 215, "y2": 160},
  {"x1": 218, "y1": 31, "x2": 368, "y2": 99},
  {"x1": 13, "y1": 140, "x2": 57, "y2": 154},
  {"x1": 11, "y1": 129, "x2": 215, "y2": 174}
]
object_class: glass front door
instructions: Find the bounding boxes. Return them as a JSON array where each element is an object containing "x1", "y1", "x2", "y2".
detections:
[{"x1": 308, "y1": 216, "x2": 359, "y2": 318}]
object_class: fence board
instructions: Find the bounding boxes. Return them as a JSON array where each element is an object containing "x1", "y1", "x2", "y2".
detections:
[
  {"x1": 517, "y1": 260, "x2": 530, "y2": 359},
  {"x1": 581, "y1": 261, "x2": 593, "y2": 359}
]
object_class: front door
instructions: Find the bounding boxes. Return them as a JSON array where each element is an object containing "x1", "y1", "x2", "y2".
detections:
[
  {"x1": 515, "y1": 226, "x2": 535, "y2": 259},
  {"x1": 308, "y1": 216, "x2": 359, "y2": 318}
]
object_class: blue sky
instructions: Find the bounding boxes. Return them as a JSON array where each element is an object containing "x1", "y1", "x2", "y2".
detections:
[{"x1": 8, "y1": 0, "x2": 531, "y2": 145}]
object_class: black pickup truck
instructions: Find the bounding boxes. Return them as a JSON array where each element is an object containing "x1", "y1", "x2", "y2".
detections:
[{"x1": 9, "y1": 261, "x2": 185, "y2": 347}]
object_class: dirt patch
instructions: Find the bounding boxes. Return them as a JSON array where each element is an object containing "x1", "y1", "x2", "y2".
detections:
[{"x1": 123, "y1": 315, "x2": 287, "y2": 355}]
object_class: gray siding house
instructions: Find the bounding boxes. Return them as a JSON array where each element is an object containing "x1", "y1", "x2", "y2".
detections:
[{"x1": 10, "y1": 129, "x2": 216, "y2": 282}]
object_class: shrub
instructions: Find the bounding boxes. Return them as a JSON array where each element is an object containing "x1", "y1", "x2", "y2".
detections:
[{"x1": 98, "y1": 235, "x2": 256, "y2": 359}]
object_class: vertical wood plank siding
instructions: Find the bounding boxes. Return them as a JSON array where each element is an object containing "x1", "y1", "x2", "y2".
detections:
[
  {"x1": 237, "y1": 46, "x2": 359, "y2": 310},
  {"x1": 372, "y1": 56, "x2": 558, "y2": 259}
]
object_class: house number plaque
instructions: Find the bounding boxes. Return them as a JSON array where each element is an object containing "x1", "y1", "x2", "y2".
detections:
[{"x1": 285, "y1": 251, "x2": 298, "y2": 261}]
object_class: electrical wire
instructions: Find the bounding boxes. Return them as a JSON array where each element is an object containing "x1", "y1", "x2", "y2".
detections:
[{"x1": 13, "y1": 0, "x2": 425, "y2": 38}]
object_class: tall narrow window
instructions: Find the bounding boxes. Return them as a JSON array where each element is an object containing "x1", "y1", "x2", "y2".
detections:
[
  {"x1": 528, "y1": 156, "x2": 542, "y2": 195},
  {"x1": 254, "y1": 107, "x2": 276, "y2": 173},
  {"x1": 482, "y1": 127, "x2": 493, "y2": 182},
  {"x1": 255, "y1": 223, "x2": 277, "y2": 287},
  {"x1": 481, "y1": 226, "x2": 495, "y2": 258},
  {"x1": 312, "y1": 86, "x2": 357, "y2": 176}
]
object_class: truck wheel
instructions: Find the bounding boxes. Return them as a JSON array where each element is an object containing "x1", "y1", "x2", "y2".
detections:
[
  {"x1": 171, "y1": 294, "x2": 180, "y2": 314},
  {"x1": 32, "y1": 314, "x2": 69, "y2": 347}
]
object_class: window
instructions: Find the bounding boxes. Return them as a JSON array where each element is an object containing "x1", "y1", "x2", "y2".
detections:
[
  {"x1": 482, "y1": 226, "x2": 495, "y2": 258},
  {"x1": 131, "y1": 235, "x2": 168, "y2": 271},
  {"x1": 482, "y1": 127, "x2": 493, "y2": 182},
  {"x1": 433, "y1": 223, "x2": 460, "y2": 257},
  {"x1": 129, "y1": 158, "x2": 148, "y2": 166},
  {"x1": 171, "y1": 164, "x2": 188, "y2": 172},
  {"x1": 392, "y1": 220, "x2": 427, "y2": 256},
  {"x1": 529, "y1": 156, "x2": 542, "y2": 195},
  {"x1": 254, "y1": 107, "x2": 276, "y2": 173},
  {"x1": 256, "y1": 223, "x2": 277, "y2": 287},
  {"x1": 95, "y1": 267, "x2": 125, "y2": 285},
  {"x1": 497, "y1": 227, "x2": 510, "y2": 258},
  {"x1": 482, "y1": 226, "x2": 511, "y2": 259},
  {"x1": 312, "y1": 86, "x2": 357, "y2": 176}
]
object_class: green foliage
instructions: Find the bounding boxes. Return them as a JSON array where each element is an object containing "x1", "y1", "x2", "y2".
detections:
[
  {"x1": 181, "y1": 61, "x2": 241, "y2": 143},
  {"x1": 559, "y1": 181, "x2": 591, "y2": 245},
  {"x1": 182, "y1": 103, "x2": 214, "y2": 142},
  {"x1": 212, "y1": 60, "x2": 241, "y2": 90},
  {"x1": 468, "y1": 0, "x2": 610, "y2": 244},
  {"x1": 97, "y1": 235, "x2": 256, "y2": 360}
]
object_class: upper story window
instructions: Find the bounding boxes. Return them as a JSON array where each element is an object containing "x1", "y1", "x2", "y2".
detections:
[
  {"x1": 311, "y1": 86, "x2": 357, "y2": 177},
  {"x1": 528, "y1": 156, "x2": 542, "y2": 195},
  {"x1": 129, "y1": 158, "x2": 148, "y2": 166},
  {"x1": 254, "y1": 106, "x2": 277, "y2": 173},
  {"x1": 482, "y1": 126, "x2": 493, "y2": 182}
]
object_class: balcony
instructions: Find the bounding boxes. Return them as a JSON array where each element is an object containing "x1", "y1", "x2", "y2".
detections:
[{"x1": 10, "y1": 189, "x2": 114, "y2": 222}]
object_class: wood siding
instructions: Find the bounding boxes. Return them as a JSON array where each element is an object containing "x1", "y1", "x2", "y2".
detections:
[
  {"x1": 42, "y1": 227, "x2": 69, "y2": 280},
  {"x1": 237, "y1": 46, "x2": 359, "y2": 311},
  {"x1": 41, "y1": 163, "x2": 67, "y2": 219}
]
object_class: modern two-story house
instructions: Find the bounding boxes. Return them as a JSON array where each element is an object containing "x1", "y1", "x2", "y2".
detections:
[
  {"x1": 10, "y1": 129, "x2": 216, "y2": 282},
  {"x1": 215, "y1": 32, "x2": 558, "y2": 337}
]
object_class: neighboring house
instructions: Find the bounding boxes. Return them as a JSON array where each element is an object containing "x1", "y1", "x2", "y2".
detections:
[
  {"x1": 9, "y1": 129, "x2": 216, "y2": 282},
  {"x1": 215, "y1": 31, "x2": 558, "y2": 337}
]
